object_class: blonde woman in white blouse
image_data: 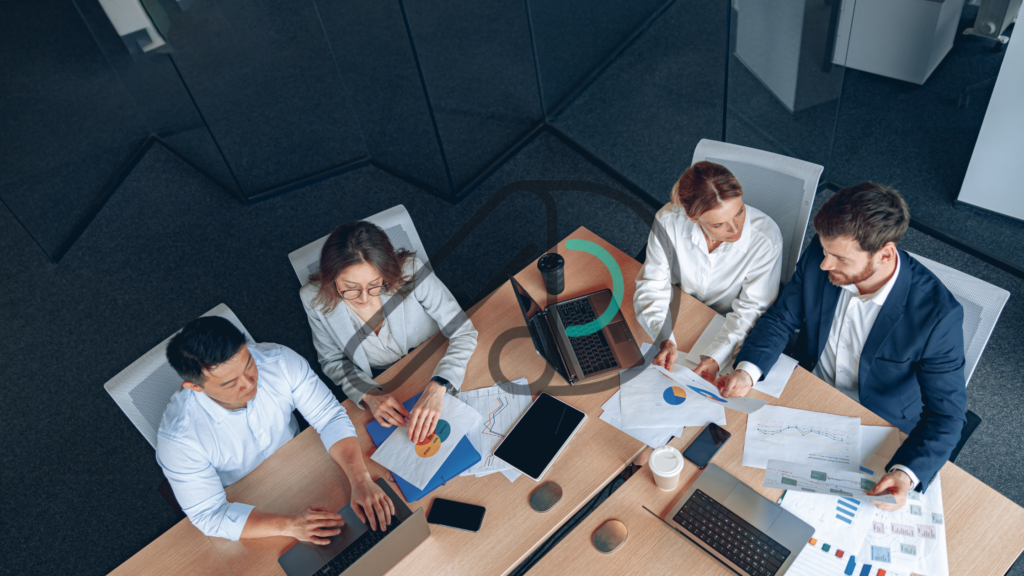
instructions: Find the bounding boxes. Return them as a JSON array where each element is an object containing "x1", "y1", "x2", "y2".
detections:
[
  {"x1": 634, "y1": 161, "x2": 783, "y2": 381},
  {"x1": 300, "y1": 221, "x2": 477, "y2": 445}
]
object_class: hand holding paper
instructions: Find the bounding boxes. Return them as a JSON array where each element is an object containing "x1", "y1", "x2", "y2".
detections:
[{"x1": 371, "y1": 394, "x2": 481, "y2": 490}]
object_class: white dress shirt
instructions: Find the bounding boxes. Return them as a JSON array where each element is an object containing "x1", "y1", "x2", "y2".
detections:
[
  {"x1": 634, "y1": 203, "x2": 783, "y2": 366},
  {"x1": 737, "y1": 254, "x2": 918, "y2": 487},
  {"x1": 344, "y1": 303, "x2": 406, "y2": 369},
  {"x1": 156, "y1": 343, "x2": 357, "y2": 540}
]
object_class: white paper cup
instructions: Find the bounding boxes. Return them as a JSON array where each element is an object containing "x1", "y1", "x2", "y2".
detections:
[{"x1": 650, "y1": 446, "x2": 684, "y2": 491}]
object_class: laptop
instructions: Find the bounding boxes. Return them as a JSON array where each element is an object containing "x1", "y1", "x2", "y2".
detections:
[
  {"x1": 644, "y1": 464, "x2": 814, "y2": 576},
  {"x1": 508, "y1": 276, "x2": 643, "y2": 384},
  {"x1": 278, "y1": 479, "x2": 430, "y2": 576}
]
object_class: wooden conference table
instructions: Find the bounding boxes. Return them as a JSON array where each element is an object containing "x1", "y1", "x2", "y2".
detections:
[{"x1": 112, "y1": 227, "x2": 1024, "y2": 576}]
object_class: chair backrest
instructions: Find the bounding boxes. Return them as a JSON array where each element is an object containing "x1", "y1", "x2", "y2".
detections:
[
  {"x1": 906, "y1": 252, "x2": 1010, "y2": 386},
  {"x1": 692, "y1": 139, "x2": 823, "y2": 284},
  {"x1": 103, "y1": 304, "x2": 254, "y2": 448},
  {"x1": 287, "y1": 205, "x2": 429, "y2": 286}
]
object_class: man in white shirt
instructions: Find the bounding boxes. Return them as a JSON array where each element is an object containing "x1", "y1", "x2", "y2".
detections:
[
  {"x1": 157, "y1": 316, "x2": 394, "y2": 543},
  {"x1": 718, "y1": 184, "x2": 967, "y2": 511}
]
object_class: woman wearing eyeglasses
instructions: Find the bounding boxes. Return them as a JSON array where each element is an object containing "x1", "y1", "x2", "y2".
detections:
[{"x1": 299, "y1": 221, "x2": 478, "y2": 444}]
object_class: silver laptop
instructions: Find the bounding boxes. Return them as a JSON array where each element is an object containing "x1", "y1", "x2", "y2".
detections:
[
  {"x1": 509, "y1": 276, "x2": 643, "y2": 384},
  {"x1": 645, "y1": 464, "x2": 814, "y2": 575},
  {"x1": 278, "y1": 479, "x2": 430, "y2": 576}
]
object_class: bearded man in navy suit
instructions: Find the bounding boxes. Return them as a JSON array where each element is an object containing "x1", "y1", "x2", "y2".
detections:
[{"x1": 717, "y1": 183, "x2": 966, "y2": 511}]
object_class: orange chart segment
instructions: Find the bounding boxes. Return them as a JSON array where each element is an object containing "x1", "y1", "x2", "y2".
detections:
[
  {"x1": 663, "y1": 386, "x2": 687, "y2": 406},
  {"x1": 415, "y1": 434, "x2": 442, "y2": 458}
]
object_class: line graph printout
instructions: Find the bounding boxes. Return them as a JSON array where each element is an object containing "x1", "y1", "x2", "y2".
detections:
[
  {"x1": 744, "y1": 405, "x2": 861, "y2": 471},
  {"x1": 458, "y1": 378, "x2": 532, "y2": 477},
  {"x1": 765, "y1": 460, "x2": 897, "y2": 504}
]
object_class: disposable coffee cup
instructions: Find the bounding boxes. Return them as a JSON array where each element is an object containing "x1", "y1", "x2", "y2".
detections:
[
  {"x1": 537, "y1": 253, "x2": 565, "y2": 295},
  {"x1": 650, "y1": 446, "x2": 684, "y2": 491}
]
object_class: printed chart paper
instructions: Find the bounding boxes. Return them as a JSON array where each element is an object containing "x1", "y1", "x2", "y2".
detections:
[
  {"x1": 458, "y1": 378, "x2": 533, "y2": 477},
  {"x1": 684, "y1": 313, "x2": 727, "y2": 365},
  {"x1": 786, "y1": 538, "x2": 905, "y2": 576},
  {"x1": 858, "y1": 474, "x2": 948, "y2": 576},
  {"x1": 744, "y1": 405, "x2": 861, "y2": 471},
  {"x1": 780, "y1": 427, "x2": 902, "y2": 554},
  {"x1": 753, "y1": 353, "x2": 799, "y2": 398},
  {"x1": 765, "y1": 460, "x2": 897, "y2": 504},
  {"x1": 677, "y1": 369, "x2": 768, "y2": 414},
  {"x1": 371, "y1": 394, "x2": 481, "y2": 490},
  {"x1": 619, "y1": 364, "x2": 725, "y2": 429},
  {"x1": 600, "y1": 390, "x2": 683, "y2": 447}
]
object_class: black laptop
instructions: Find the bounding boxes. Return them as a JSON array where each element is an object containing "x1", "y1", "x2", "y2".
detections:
[{"x1": 509, "y1": 276, "x2": 644, "y2": 383}]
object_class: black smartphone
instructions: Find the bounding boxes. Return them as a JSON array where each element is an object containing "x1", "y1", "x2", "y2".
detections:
[
  {"x1": 427, "y1": 498, "x2": 486, "y2": 532},
  {"x1": 683, "y1": 423, "x2": 731, "y2": 469}
]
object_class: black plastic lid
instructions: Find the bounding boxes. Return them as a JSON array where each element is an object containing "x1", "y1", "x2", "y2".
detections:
[{"x1": 537, "y1": 253, "x2": 564, "y2": 271}]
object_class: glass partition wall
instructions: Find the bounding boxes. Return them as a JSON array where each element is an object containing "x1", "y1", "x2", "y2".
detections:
[{"x1": 1, "y1": 0, "x2": 1016, "y2": 264}]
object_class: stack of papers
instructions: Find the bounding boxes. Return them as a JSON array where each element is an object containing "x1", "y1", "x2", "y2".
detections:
[
  {"x1": 458, "y1": 379, "x2": 533, "y2": 483},
  {"x1": 686, "y1": 313, "x2": 799, "y2": 398},
  {"x1": 781, "y1": 426, "x2": 949, "y2": 576},
  {"x1": 619, "y1": 364, "x2": 727, "y2": 429},
  {"x1": 370, "y1": 393, "x2": 482, "y2": 490}
]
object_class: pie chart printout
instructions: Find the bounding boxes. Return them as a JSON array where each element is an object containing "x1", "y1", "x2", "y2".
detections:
[
  {"x1": 663, "y1": 386, "x2": 687, "y2": 406},
  {"x1": 414, "y1": 419, "x2": 451, "y2": 458}
]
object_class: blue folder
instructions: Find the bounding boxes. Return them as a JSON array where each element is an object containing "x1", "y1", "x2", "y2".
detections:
[{"x1": 366, "y1": 392, "x2": 481, "y2": 502}]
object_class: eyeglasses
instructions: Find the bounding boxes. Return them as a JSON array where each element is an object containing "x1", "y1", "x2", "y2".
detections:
[{"x1": 339, "y1": 283, "x2": 389, "y2": 300}]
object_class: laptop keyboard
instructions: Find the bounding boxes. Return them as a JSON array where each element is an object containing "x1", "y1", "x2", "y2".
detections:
[
  {"x1": 317, "y1": 516, "x2": 405, "y2": 576},
  {"x1": 556, "y1": 299, "x2": 618, "y2": 376},
  {"x1": 673, "y1": 489, "x2": 790, "y2": 576}
]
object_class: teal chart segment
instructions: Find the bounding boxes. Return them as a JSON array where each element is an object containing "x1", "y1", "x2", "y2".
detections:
[{"x1": 563, "y1": 239, "x2": 624, "y2": 337}]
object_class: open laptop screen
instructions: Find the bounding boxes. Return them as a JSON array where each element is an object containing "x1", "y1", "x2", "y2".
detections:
[{"x1": 509, "y1": 276, "x2": 547, "y2": 358}]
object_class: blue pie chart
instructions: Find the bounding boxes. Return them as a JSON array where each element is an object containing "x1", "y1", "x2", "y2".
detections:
[
  {"x1": 435, "y1": 419, "x2": 451, "y2": 442},
  {"x1": 663, "y1": 386, "x2": 687, "y2": 406}
]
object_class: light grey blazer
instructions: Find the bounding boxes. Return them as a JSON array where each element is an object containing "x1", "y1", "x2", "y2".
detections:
[{"x1": 299, "y1": 258, "x2": 478, "y2": 408}]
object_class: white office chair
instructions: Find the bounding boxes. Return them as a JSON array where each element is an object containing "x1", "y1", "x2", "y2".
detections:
[
  {"x1": 692, "y1": 139, "x2": 824, "y2": 284},
  {"x1": 287, "y1": 204, "x2": 429, "y2": 286},
  {"x1": 103, "y1": 304, "x2": 254, "y2": 448},
  {"x1": 906, "y1": 252, "x2": 1010, "y2": 386}
]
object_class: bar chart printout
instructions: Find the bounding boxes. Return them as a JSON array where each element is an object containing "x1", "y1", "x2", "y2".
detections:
[
  {"x1": 764, "y1": 460, "x2": 897, "y2": 504},
  {"x1": 743, "y1": 405, "x2": 861, "y2": 472},
  {"x1": 786, "y1": 538, "x2": 903, "y2": 576},
  {"x1": 857, "y1": 474, "x2": 949, "y2": 576}
]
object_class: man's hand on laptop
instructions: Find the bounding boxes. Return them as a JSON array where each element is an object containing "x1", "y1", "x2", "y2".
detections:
[
  {"x1": 715, "y1": 370, "x2": 752, "y2": 398},
  {"x1": 351, "y1": 477, "x2": 395, "y2": 531},
  {"x1": 653, "y1": 340, "x2": 677, "y2": 371},
  {"x1": 284, "y1": 507, "x2": 345, "y2": 545},
  {"x1": 867, "y1": 470, "x2": 911, "y2": 511}
]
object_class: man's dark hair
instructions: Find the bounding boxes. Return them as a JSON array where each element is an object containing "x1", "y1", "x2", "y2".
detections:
[
  {"x1": 166, "y1": 316, "x2": 246, "y2": 385},
  {"x1": 813, "y1": 182, "x2": 910, "y2": 254}
]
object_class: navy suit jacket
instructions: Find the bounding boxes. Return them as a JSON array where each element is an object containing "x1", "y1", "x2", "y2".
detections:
[{"x1": 736, "y1": 236, "x2": 966, "y2": 492}]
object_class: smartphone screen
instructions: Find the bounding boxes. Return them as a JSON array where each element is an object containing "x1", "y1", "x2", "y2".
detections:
[
  {"x1": 683, "y1": 423, "x2": 731, "y2": 469},
  {"x1": 427, "y1": 498, "x2": 486, "y2": 532}
]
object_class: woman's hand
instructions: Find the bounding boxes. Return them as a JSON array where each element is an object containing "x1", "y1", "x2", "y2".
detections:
[
  {"x1": 692, "y1": 357, "x2": 720, "y2": 383},
  {"x1": 652, "y1": 340, "x2": 678, "y2": 371},
  {"x1": 362, "y1": 391, "x2": 411, "y2": 428},
  {"x1": 408, "y1": 381, "x2": 446, "y2": 443}
]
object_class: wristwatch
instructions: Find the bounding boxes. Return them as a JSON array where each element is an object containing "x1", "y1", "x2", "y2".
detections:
[{"x1": 431, "y1": 376, "x2": 456, "y2": 395}]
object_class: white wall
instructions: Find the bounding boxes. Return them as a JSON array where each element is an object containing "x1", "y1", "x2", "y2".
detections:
[{"x1": 958, "y1": 28, "x2": 1024, "y2": 221}]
